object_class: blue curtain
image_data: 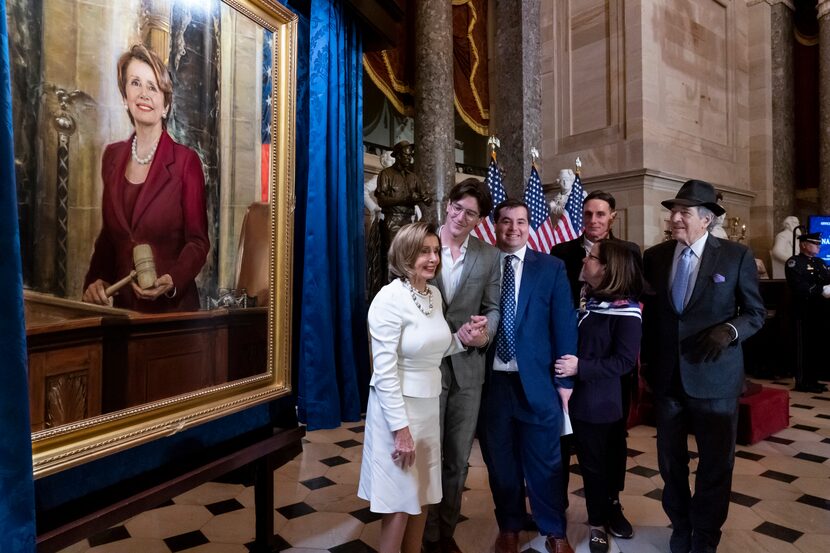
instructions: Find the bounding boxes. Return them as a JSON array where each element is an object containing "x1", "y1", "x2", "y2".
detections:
[
  {"x1": 296, "y1": 0, "x2": 369, "y2": 430},
  {"x1": 0, "y1": 0, "x2": 37, "y2": 548}
]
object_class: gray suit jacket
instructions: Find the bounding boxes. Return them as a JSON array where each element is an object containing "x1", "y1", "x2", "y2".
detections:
[
  {"x1": 433, "y1": 236, "x2": 501, "y2": 389},
  {"x1": 642, "y1": 235, "x2": 766, "y2": 399}
]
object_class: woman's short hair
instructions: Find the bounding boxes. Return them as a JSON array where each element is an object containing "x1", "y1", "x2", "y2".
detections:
[
  {"x1": 590, "y1": 239, "x2": 644, "y2": 301},
  {"x1": 117, "y1": 44, "x2": 174, "y2": 126},
  {"x1": 388, "y1": 222, "x2": 440, "y2": 280}
]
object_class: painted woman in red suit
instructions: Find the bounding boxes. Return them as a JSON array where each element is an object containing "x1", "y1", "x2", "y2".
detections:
[{"x1": 82, "y1": 44, "x2": 209, "y2": 312}]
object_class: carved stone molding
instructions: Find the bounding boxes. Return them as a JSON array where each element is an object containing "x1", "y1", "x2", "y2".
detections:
[{"x1": 746, "y1": 0, "x2": 795, "y2": 11}]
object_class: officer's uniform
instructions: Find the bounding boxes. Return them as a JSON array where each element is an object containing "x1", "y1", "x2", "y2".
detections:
[{"x1": 785, "y1": 233, "x2": 830, "y2": 392}]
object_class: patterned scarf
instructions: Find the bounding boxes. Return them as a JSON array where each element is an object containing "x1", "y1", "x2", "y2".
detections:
[{"x1": 578, "y1": 297, "x2": 642, "y2": 327}]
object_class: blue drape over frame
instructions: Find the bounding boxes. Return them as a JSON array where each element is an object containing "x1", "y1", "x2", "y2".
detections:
[
  {"x1": 296, "y1": 0, "x2": 369, "y2": 430},
  {"x1": 0, "y1": 0, "x2": 37, "y2": 548}
]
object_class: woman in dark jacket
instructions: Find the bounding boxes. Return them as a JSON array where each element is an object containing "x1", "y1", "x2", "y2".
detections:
[{"x1": 554, "y1": 239, "x2": 644, "y2": 553}]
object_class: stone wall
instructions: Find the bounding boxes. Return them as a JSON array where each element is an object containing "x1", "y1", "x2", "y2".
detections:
[{"x1": 542, "y1": 0, "x2": 767, "y2": 251}]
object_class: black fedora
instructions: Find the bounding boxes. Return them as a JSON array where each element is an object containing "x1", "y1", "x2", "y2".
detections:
[{"x1": 661, "y1": 179, "x2": 725, "y2": 216}]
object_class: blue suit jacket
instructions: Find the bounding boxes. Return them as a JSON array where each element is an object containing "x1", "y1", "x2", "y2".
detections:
[{"x1": 489, "y1": 249, "x2": 578, "y2": 418}]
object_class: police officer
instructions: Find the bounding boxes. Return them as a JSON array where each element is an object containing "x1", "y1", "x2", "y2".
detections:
[{"x1": 785, "y1": 232, "x2": 830, "y2": 393}]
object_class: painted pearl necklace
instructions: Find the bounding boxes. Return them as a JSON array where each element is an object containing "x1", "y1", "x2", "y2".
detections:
[{"x1": 131, "y1": 135, "x2": 159, "y2": 165}]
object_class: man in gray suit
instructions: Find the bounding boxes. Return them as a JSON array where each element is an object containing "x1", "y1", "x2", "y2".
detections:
[
  {"x1": 642, "y1": 180, "x2": 765, "y2": 553},
  {"x1": 423, "y1": 178, "x2": 501, "y2": 553}
]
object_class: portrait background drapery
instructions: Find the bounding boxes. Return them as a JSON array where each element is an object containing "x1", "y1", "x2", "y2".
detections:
[
  {"x1": 0, "y1": 0, "x2": 37, "y2": 548},
  {"x1": 294, "y1": 0, "x2": 370, "y2": 430}
]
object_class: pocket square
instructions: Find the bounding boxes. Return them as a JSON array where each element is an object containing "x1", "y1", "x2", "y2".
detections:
[{"x1": 712, "y1": 273, "x2": 726, "y2": 283}]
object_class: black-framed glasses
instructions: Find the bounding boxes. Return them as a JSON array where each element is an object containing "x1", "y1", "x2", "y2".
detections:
[{"x1": 449, "y1": 202, "x2": 480, "y2": 221}]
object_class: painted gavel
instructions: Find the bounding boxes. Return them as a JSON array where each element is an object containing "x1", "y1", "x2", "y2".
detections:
[{"x1": 104, "y1": 244, "x2": 157, "y2": 297}]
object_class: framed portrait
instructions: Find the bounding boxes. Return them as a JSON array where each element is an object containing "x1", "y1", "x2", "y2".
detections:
[{"x1": 8, "y1": 0, "x2": 297, "y2": 476}]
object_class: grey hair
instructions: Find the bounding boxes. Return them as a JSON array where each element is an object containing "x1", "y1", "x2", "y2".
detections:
[{"x1": 695, "y1": 206, "x2": 717, "y2": 231}]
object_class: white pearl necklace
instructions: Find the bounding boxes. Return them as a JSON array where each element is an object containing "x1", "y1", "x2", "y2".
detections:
[
  {"x1": 131, "y1": 135, "x2": 159, "y2": 165},
  {"x1": 404, "y1": 279, "x2": 433, "y2": 316}
]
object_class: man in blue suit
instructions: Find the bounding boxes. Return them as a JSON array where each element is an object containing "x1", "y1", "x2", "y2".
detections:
[{"x1": 479, "y1": 199, "x2": 578, "y2": 553}]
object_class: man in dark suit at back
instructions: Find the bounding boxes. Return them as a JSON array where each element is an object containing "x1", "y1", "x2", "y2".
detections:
[
  {"x1": 549, "y1": 190, "x2": 641, "y2": 541},
  {"x1": 642, "y1": 180, "x2": 765, "y2": 553},
  {"x1": 480, "y1": 199, "x2": 578, "y2": 553},
  {"x1": 550, "y1": 190, "x2": 641, "y2": 309}
]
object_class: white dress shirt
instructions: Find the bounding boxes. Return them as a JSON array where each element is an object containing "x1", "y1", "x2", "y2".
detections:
[
  {"x1": 439, "y1": 227, "x2": 470, "y2": 304},
  {"x1": 493, "y1": 244, "x2": 528, "y2": 372}
]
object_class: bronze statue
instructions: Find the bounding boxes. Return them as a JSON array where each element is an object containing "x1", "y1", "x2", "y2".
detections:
[
  {"x1": 376, "y1": 141, "x2": 432, "y2": 247},
  {"x1": 372, "y1": 141, "x2": 432, "y2": 294}
]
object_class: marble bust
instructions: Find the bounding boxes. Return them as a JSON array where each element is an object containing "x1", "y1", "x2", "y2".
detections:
[{"x1": 550, "y1": 169, "x2": 576, "y2": 219}]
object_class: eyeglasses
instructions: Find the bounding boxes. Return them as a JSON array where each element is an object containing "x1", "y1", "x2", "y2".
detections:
[{"x1": 449, "y1": 202, "x2": 480, "y2": 221}]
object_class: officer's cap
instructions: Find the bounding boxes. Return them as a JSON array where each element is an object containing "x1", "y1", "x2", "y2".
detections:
[{"x1": 798, "y1": 232, "x2": 822, "y2": 245}]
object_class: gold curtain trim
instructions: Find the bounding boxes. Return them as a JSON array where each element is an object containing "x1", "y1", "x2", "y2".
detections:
[
  {"x1": 381, "y1": 50, "x2": 413, "y2": 93},
  {"x1": 362, "y1": 56, "x2": 413, "y2": 117},
  {"x1": 455, "y1": 97, "x2": 489, "y2": 135},
  {"x1": 795, "y1": 28, "x2": 818, "y2": 46},
  {"x1": 454, "y1": 0, "x2": 488, "y2": 121}
]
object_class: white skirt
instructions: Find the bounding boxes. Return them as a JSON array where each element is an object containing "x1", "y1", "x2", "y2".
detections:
[{"x1": 357, "y1": 388, "x2": 442, "y2": 514}]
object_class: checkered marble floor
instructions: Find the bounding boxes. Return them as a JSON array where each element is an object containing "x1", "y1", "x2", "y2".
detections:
[{"x1": 59, "y1": 379, "x2": 830, "y2": 553}]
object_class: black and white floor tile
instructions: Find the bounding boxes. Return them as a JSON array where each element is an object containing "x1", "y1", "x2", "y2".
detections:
[{"x1": 59, "y1": 379, "x2": 830, "y2": 552}]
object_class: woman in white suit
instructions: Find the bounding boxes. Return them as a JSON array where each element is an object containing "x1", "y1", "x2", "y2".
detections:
[{"x1": 359, "y1": 222, "x2": 485, "y2": 553}]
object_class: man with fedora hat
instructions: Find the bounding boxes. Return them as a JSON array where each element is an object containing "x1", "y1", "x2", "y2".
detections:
[
  {"x1": 641, "y1": 180, "x2": 765, "y2": 553},
  {"x1": 785, "y1": 231, "x2": 830, "y2": 393}
]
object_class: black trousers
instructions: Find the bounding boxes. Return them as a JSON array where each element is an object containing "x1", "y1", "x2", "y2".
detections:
[
  {"x1": 561, "y1": 372, "x2": 633, "y2": 508},
  {"x1": 655, "y1": 393, "x2": 739, "y2": 550},
  {"x1": 572, "y1": 418, "x2": 627, "y2": 527}
]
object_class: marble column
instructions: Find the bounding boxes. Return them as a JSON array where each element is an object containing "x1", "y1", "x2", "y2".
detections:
[
  {"x1": 748, "y1": 0, "x2": 796, "y2": 265},
  {"x1": 491, "y1": 0, "x2": 541, "y2": 198},
  {"x1": 770, "y1": 2, "x2": 796, "y2": 227},
  {"x1": 414, "y1": 0, "x2": 454, "y2": 223},
  {"x1": 141, "y1": 0, "x2": 173, "y2": 65},
  {"x1": 819, "y1": 0, "x2": 830, "y2": 213}
]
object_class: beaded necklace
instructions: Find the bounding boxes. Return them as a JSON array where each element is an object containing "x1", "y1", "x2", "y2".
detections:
[{"x1": 404, "y1": 278, "x2": 433, "y2": 316}]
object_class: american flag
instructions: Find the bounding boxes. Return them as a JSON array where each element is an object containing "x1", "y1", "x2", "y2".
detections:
[
  {"x1": 551, "y1": 171, "x2": 586, "y2": 246},
  {"x1": 523, "y1": 165, "x2": 556, "y2": 252},
  {"x1": 472, "y1": 152, "x2": 507, "y2": 245},
  {"x1": 260, "y1": 29, "x2": 273, "y2": 203}
]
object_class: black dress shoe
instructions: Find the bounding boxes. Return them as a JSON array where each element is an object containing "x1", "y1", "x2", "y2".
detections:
[
  {"x1": 607, "y1": 500, "x2": 633, "y2": 539},
  {"x1": 588, "y1": 528, "x2": 609, "y2": 553}
]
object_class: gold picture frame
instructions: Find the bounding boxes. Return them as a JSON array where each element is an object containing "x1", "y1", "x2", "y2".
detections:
[{"x1": 20, "y1": 0, "x2": 297, "y2": 477}]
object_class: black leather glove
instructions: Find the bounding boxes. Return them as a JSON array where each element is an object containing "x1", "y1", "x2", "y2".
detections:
[{"x1": 695, "y1": 324, "x2": 736, "y2": 363}]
